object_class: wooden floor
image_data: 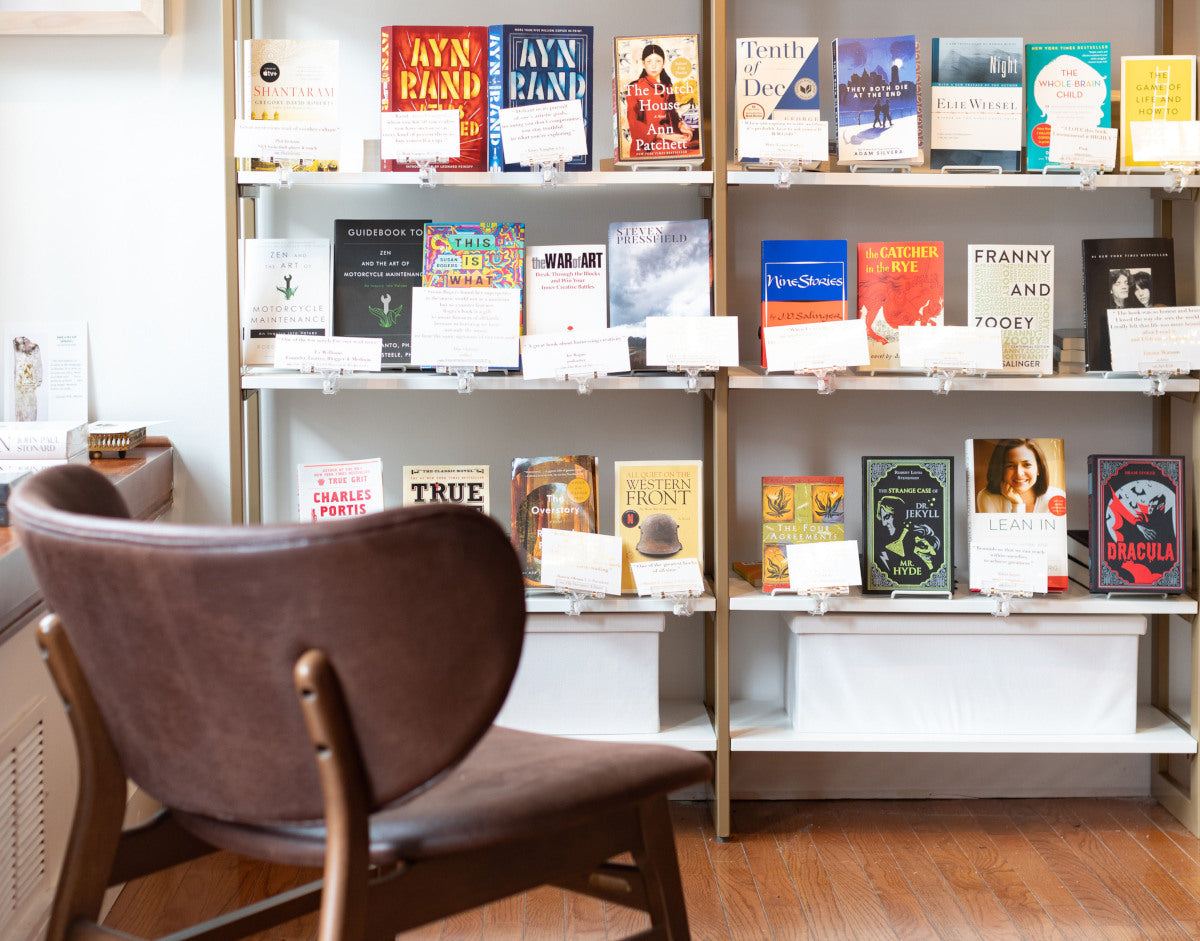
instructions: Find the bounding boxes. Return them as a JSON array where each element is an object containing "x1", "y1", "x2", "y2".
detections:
[{"x1": 103, "y1": 797, "x2": 1200, "y2": 940}]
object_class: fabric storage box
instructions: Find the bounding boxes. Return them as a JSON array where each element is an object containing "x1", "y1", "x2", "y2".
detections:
[
  {"x1": 784, "y1": 614, "x2": 1144, "y2": 735},
  {"x1": 496, "y1": 613, "x2": 664, "y2": 735}
]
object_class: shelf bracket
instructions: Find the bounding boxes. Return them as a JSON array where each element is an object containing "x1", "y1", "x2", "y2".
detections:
[
  {"x1": 435, "y1": 366, "x2": 482, "y2": 394},
  {"x1": 981, "y1": 587, "x2": 1033, "y2": 618},
  {"x1": 558, "y1": 371, "x2": 599, "y2": 395},
  {"x1": 658, "y1": 590, "x2": 700, "y2": 617},
  {"x1": 1162, "y1": 164, "x2": 1197, "y2": 195},
  {"x1": 771, "y1": 160, "x2": 800, "y2": 189},
  {"x1": 1139, "y1": 364, "x2": 1188, "y2": 396},
  {"x1": 793, "y1": 365, "x2": 846, "y2": 395},
  {"x1": 298, "y1": 365, "x2": 346, "y2": 395},
  {"x1": 924, "y1": 365, "x2": 983, "y2": 395},
  {"x1": 1076, "y1": 165, "x2": 1102, "y2": 191},
  {"x1": 668, "y1": 364, "x2": 713, "y2": 394},
  {"x1": 271, "y1": 164, "x2": 293, "y2": 189},
  {"x1": 561, "y1": 588, "x2": 604, "y2": 617}
]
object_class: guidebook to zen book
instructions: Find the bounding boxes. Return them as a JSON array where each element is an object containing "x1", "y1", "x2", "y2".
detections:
[
  {"x1": 1120, "y1": 55, "x2": 1197, "y2": 171},
  {"x1": 855, "y1": 241, "x2": 944, "y2": 373},
  {"x1": 615, "y1": 460, "x2": 703, "y2": 593},
  {"x1": 862, "y1": 457, "x2": 953, "y2": 594},
  {"x1": 760, "y1": 476, "x2": 844, "y2": 594},
  {"x1": 1025, "y1": 42, "x2": 1111, "y2": 172},
  {"x1": 967, "y1": 244, "x2": 1054, "y2": 374},
  {"x1": 510, "y1": 455, "x2": 598, "y2": 588},
  {"x1": 613, "y1": 34, "x2": 703, "y2": 165},
  {"x1": 760, "y1": 239, "x2": 848, "y2": 367},
  {"x1": 734, "y1": 37, "x2": 821, "y2": 163},
  {"x1": 930, "y1": 38, "x2": 1023, "y2": 171},
  {"x1": 240, "y1": 238, "x2": 332, "y2": 367},
  {"x1": 831, "y1": 34, "x2": 921, "y2": 165},
  {"x1": 244, "y1": 39, "x2": 339, "y2": 172}
]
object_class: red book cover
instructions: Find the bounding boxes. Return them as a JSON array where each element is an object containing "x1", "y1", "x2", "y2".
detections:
[
  {"x1": 380, "y1": 25, "x2": 487, "y2": 172},
  {"x1": 855, "y1": 241, "x2": 944, "y2": 372}
]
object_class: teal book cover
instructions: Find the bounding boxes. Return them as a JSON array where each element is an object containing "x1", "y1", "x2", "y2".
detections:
[{"x1": 1025, "y1": 42, "x2": 1110, "y2": 171}]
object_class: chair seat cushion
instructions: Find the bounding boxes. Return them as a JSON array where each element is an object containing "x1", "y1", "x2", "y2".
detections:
[{"x1": 173, "y1": 726, "x2": 710, "y2": 867}]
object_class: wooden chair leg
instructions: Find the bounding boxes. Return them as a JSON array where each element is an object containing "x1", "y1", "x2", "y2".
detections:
[{"x1": 633, "y1": 796, "x2": 692, "y2": 941}]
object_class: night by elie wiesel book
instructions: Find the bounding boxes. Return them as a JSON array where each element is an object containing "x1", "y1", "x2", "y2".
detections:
[
  {"x1": 967, "y1": 244, "x2": 1054, "y2": 374},
  {"x1": 761, "y1": 476, "x2": 844, "y2": 594},
  {"x1": 1088, "y1": 455, "x2": 1185, "y2": 593},
  {"x1": 615, "y1": 460, "x2": 703, "y2": 593},
  {"x1": 613, "y1": 34, "x2": 703, "y2": 165},
  {"x1": 243, "y1": 39, "x2": 338, "y2": 171},
  {"x1": 1120, "y1": 55, "x2": 1197, "y2": 170},
  {"x1": 1025, "y1": 42, "x2": 1111, "y2": 171},
  {"x1": 832, "y1": 34, "x2": 921, "y2": 165},
  {"x1": 930, "y1": 38, "x2": 1023, "y2": 171},
  {"x1": 760, "y1": 239, "x2": 848, "y2": 368},
  {"x1": 734, "y1": 37, "x2": 821, "y2": 163},
  {"x1": 856, "y1": 241, "x2": 944, "y2": 372},
  {"x1": 402, "y1": 464, "x2": 490, "y2": 514},
  {"x1": 1081, "y1": 237, "x2": 1175, "y2": 372},
  {"x1": 862, "y1": 457, "x2": 953, "y2": 594},
  {"x1": 333, "y1": 220, "x2": 428, "y2": 367},
  {"x1": 525, "y1": 244, "x2": 607, "y2": 335},
  {"x1": 511, "y1": 455, "x2": 598, "y2": 588},
  {"x1": 240, "y1": 238, "x2": 331, "y2": 366}
]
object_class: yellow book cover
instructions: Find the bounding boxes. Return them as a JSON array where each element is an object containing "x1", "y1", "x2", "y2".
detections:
[
  {"x1": 1120, "y1": 55, "x2": 1196, "y2": 171},
  {"x1": 615, "y1": 460, "x2": 703, "y2": 593},
  {"x1": 761, "y1": 476, "x2": 844, "y2": 593}
]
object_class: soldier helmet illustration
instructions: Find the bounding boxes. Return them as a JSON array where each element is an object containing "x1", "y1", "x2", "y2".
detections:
[{"x1": 636, "y1": 513, "x2": 682, "y2": 556}]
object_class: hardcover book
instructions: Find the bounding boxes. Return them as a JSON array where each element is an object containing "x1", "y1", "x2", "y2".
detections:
[
  {"x1": 333, "y1": 220, "x2": 428, "y2": 366},
  {"x1": 511, "y1": 455, "x2": 598, "y2": 588},
  {"x1": 966, "y1": 437, "x2": 1068, "y2": 592},
  {"x1": 930, "y1": 38, "x2": 1023, "y2": 171},
  {"x1": 380, "y1": 26, "x2": 487, "y2": 172},
  {"x1": 297, "y1": 458, "x2": 384, "y2": 522},
  {"x1": 760, "y1": 239, "x2": 849, "y2": 367},
  {"x1": 0, "y1": 420, "x2": 87, "y2": 460},
  {"x1": 734, "y1": 37, "x2": 821, "y2": 163},
  {"x1": 862, "y1": 457, "x2": 953, "y2": 594},
  {"x1": 760, "y1": 475, "x2": 845, "y2": 594},
  {"x1": 1120, "y1": 55, "x2": 1197, "y2": 171},
  {"x1": 1025, "y1": 42, "x2": 1111, "y2": 172},
  {"x1": 613, "y1": 34, "x2": 703, "y2": 164},
  {"x1": 832, "y1": 34, "x2": 921, "y2": 165},
  {"x1": 856, "y1": 241, "x2": 944, "y2": 373},
  {"x1": 243, "y1": 39, "x2": 338, "y2": 172},
  {"x1": 240, "y1": 238, "x2": 332, "y2": 366},
  {"x1": 608, "y1": 219, "x2": 712, "y2": 370},
  {"x1": 966, "y1": 244, "x2": 1054, "y2": 374},
  {"x1": 422, "y1": 223, "x2": 525, "y2": 291},
  {"x1": 0, "y1": 469, "x2": 29, "y2": 526},
  {"x1": 402, "y1": 464, "x2": 490, "y2": 514},
  {"x1": 1081, "y1": 237, "x2": 1175, "y2": 372},
  {"x1": 525, "y1": 244, "x2": 607, "y2": 334},
  {"x1": 1088, "y1": 455, "x2": 1185, "y2": 593},
  {"x1": 614, "y1": 459, "x2": 703, "y2": 593}
]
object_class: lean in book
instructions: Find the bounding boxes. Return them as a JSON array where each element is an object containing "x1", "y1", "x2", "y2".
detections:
[
  {"x1": 760, "y1": 239, "x2": 848, "y2": 368},
  {"x1": 832, "y1": 34, "x2": 921, "y2": 165},
  {"x1": 511, "y1": 455, "x2": 598, "y2": 589},
  {"x1": 760, "y1": 476, "x2": 844, "y2": 594},
  {"x1": 613, "y1": 34, "x2": 703, "y2": 165},
  {"x1": 967, "y1": 244, "x2": 1053, "y2": 374},
  {"x1": 243, "y1": 39, "x2": 338, "y2": 172},
  {"x1": 403, "y1": 464, "x2": 490, "y2": 514},
  {"x1": 930, "y1": 38, "x2": 1022, "y2": 171},
  {"x1": 525, "y1": 245, "x2": 606, "y2": 335},
  {"x1": 240, "y1": 238, "x2": 331, "y2": 366},
  {"x1": 614, "y1": 460, "x2": 703, "y2": 593},
  {"x1": 862, "y1": 457, "x2": 953, "y2": 594},
  {"x1": 1120, "y1": 55, "x2": 1196, "y2": 171},
  {"x1": 1080, "y1": 237, "x2": 1175, "y2": 372},
  {"x1": 1025, "y1": 42, "x2": 1110, "y2": 172},
  {"x1": 734, "y1": 37, "x2": 821, "y2": 164},
  {"x1": 855, "y1": 241, "x2": 944, "y2": 373}
]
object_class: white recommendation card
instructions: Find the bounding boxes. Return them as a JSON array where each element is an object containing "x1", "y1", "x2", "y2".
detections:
[
  {"x1": 645, "y1": 316, "x2": 739, "y2": 368},
  {"x1": 520, "y1": 331, "x2": 630, "y2": 380},
  {"x1": 1130, "y1": 121, "x2": 1200, "y2": 164},
  {"x1": 380, "y1": 110, "x2": 461, "y2": 163},
  {"x1": 410, "y1": 288, "x2": 521, "y2": 369},
  {"x1": 763, "y1": 319, "x2": 869, "y2": 373},
  {"x1": 274, "y1": 335, "x2": 383, "y2": 372},
  {"x1": 738, "y1": 118, "x2": 829, "y2": 164},
  {"x1": 972, "y1": 543, "x2": 1049, "y2": 595},
  {"x1": 540, "y1": 529, "x2": 623, "y2": 596},
  {"x1": 1108, "y1": 306, "x2": 1200, "y2": 373},
  {"x1": 297, "y1": 458, "x2": 384, "y2": 523},
  {"x1": 3, "y1": 321, "x2": 88, "y2": 423},
  {"x1": 631, "y1": 558, "x2": 705, "y2": 597},
  {"x1": 785, "y1": 540, "x2": 862, "y2": 591},
  {"x1": 898, "y1": 325, "x2": 1003, "y2": 371},
  {"x1": 235, "y1": 120, "x2": 341, "y2": 162},
  {"x1": 499, "y1": 99, "x2": 588, "y2": 166},
  {"x1": 1048, "y1": 125, "x2": 1117, "y2": 170}
]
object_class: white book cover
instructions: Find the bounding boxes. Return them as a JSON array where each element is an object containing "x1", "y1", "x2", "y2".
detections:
[
  {"x1": 402, "y1": 464, "x2": 489, "y2": 514},
  {"x1": 0, "y1": 420, "x2": 88, "y2": 459},
  {"x1": 297, "y1": 458, "x2": 383, "y2": 522},
  {"x1": 734, "y1": 37, "x2": 821, "y2": 163},
  {"x1": 2, "y1": 322, "x2": 87, "y2": 423},
  {"x1": 966, "y1": 245, "x2": 1053, "y2": 374},
  {"x1": 241, "y1": 238, "x2": 332, "y2": 366},
  {"x1": 243, "y1": 38, "x2": 339, "y2": 171},
  {"x1": 0, "y1": 452, "x2": 89, "y2": 474},
  {"x1": 525, "y1": 245, "x2": 607, "y2": 335}
]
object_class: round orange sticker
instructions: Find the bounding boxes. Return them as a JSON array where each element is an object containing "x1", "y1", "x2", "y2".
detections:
[
  {"x1": 1031, "y1": 123, "x2": 1052, "y2": 148},
  {"x1": 1048, "y1": 494, "x2": 1067, "y2": 516},
  {"x1": 567, "y1": 477, "x2": 591, "y2": 503}
]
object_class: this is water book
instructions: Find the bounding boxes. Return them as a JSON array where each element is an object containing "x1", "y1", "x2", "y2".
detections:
[
  {"x1": 1088, "y1": 455, "x2": 1185, "y2": 593},
  {"x1": 734, "y1": 37, "x2": 821, "y2": 163},
  {"x1": 243, "y1": 39, "x2": 338, "y2": 171},
  {"x1": 930, "y1": 38, "x2": 1023, "y2": 171},
  {"x1": 1080, "y1": 237, "x2": 1175, "y2": 372},
  {"x1": 855, "y1": 241, "x2": 944, "y2": 373},
  {"x1": 510, "y1": 455, "x2": 598, "y2": 589},
  {"x1": 240, "y1": 238, "x2": 332, "y2": 367},
  {"x1": 422, "y1": 222, "x2": 525, "y2": 291},
  {"x1": 1025, "y1": 42, "x2": 1111, "y2": 172},
  {"x1": 966, "y1": 244, "x2": 1054, "y2": 374},
  {"x1": 613, "y1": 34, "x2": 703, "y2": 164},
  {"x1": 297, "y1": 458, "x2": 384, "y2": 522},
  {"x1": 525, "y1": 244, "x2": 607, "y2": 335},
  {"x1": 862, "y1": 457, "x2": 953, "y2": 594},
  {"x1": 614, "y1": 460, "x2": 703, "y2": 593},
  {"x1": 1120, "y1": 55, "x2": 1197, "y2": 171},
  {"x1": 966, "y1": 437, "x2": 1068, "y2": 593},
  {"x1": 488, "y1": 24, "x2": 593, "y2": 172},
  {"x1": 402, "y1": 464, "x2": 490, "y2": 515},
  {"x1": 760, "y1": 476, "x2": 844, "y2": 594},
  {"x1": 760, "y1": 239, "x2": 848, "y2": 367},
  {"x1": 608, "y1": 219, "x2": 712, "y2": 370},
  {"x1": 380, "y1": 25, "x2": 487, "y2": 171},
  {"x1": 832, "y1": 34, "x2": 921, "y2": 165},
  {"x1": 333, "y1": 220, "x2": 428, "y2": 367}
]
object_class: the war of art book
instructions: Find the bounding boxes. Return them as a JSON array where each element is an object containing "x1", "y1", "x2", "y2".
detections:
[
  {"x1": 244, "y1": 39, "x2": 338, "y2": 171},
  {"x1": 380, "y1": 26, "x2": 487, "y2": 172},
  {"x1": 525, "y1": 244, "x2": 606, "y2": 335},
  {"x1": 832, "y1": 34, "x2": 921, "y2": 165},
  {"x1": 1081, "y1": 237, "x2": 1175, "y2": 372},
  {"x1": 734, "y1": 37, "x2": 820, "y2": 163},
  {"x1": 862, "y1": 457, "x2": 953, "y2": 594},
  {"x1": 760, "y1": 240, "x2": 848, "y2": 367},
  {"x1": 615, "y1": 460, "x2": 703, "y2": 593},
  {"x1": 240, "y1": 238, "x2": 331, "y2": 366},
  {"x1": 403, "y1": 464, "x2": 490, "y2": 515},
  {"x1": 967, "y1": 244, "x2": 1054, "y2": 374},
  {"x1": 1088, "y1": 455, "x2": 1185, "y2": 593},
  {"x1": 760, "y1": 476, "x2": 845, "y2": 594},
  {"x1": 856, "y1": 241, "x2": 944, "y2": 373},
  {"x1": 930, "y1": 38, "x2": 1022, "y2": 171},
  {"x1": 1120, "y1": 55, "x2": 1196, "y2": 171},
  {"x1": 613, "y1": 34, "x2": 703, "y2": 165},
  {"x1": 1025, "y1": 42, "x2": 1111, "y2": 172},
  {"x1": 511, "y1": 455, "x2": 598, "y2": 589}
]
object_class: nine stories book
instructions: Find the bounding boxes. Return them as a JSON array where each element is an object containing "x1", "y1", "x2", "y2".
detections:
[
  {"x1": 832, "y1": 34, "x2": 921, "y2": 165},
  {"x1": 856, "y1": 241, "x2": 944, "y2": 372},
  {"x1": 1120, "y1": 55, "x2": 1197, "y2": 171},
  {"x1": 760, "y1": 475, "x2": 845, "y2": 594},
  {"x1": 525, "y1": 244, "x2": 607, "y2": 334},
  {"x1": 403, "y1": 464, "x2": 490, "y2": 514},
  {"x1": 930, "y1": 37, "x2": 1023, "y2": 171},
  {"x1": 1025, "y1": 42, "x2": 1111, "y2": 171},
  {"x1": 511, "y1": 455, "x2": 599, "y2": 588},
  {"x1": 243, "y1": 38, "x2": 339, "y2": 172},
  {"x1": 862, "y1": 456, "x2": 954, "y2": 594},
  {"x1": 967, "y1": 244, "x2": 1054, "y2": 374},
  {"x1": 734, "y1": 37, "x2": 821, "y2": 164},
  {"x1": 1081, "y1": 237, "x2": 1175, "y2": 372},
  {"x1": 614, "y1": 459, "x2": 703, "y2": 593},
  {"x1": 613, "y1": 34, "x2": 703, "y2": 165},
  {"x1": 240, "y1": 238, "x2": 332, "y2": 366},
  {"x1": 760, "y1": 239, "x2": 849, "y2": 368}
]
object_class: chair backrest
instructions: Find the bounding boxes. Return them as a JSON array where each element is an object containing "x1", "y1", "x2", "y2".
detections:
[{"x1": 10, "y1": 465, "x2": 527, "y2": 825}]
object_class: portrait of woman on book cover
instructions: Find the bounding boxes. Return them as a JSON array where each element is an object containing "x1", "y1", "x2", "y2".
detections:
[
  {"x1": 624, "y1": 43, "x2": 697, "y2": 159},
  {"x1": 975, "y1": 438, "x2": 1066, "y2": 514}
]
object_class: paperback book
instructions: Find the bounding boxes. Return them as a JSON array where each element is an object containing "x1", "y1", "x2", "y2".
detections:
[
  {"x1": 297, "y1": 458, "x2": 384, "y2": 522},
  {"x1": 862, "y1": 457, "x2": 953, "y2": 594},
  {"x1": 734, "y1": 37, "x2": 821, "y2": 163},
  {"x1": 240, "y1": 238, "x2": 332, "y2": 366},
  {"x1": 760, "y1": 239, "x2": 848, "y2": 367},
  {"x1": 511, "y1": 455, "x2": 598, "y2": 588},
  {"x1": 856, "y1": 241, "x2": 944, "y2": 372},
  {"x1": 614, "y1": 459, "x2": 703, "y2": 593},
  {"x1": 1120, "y1": 55, "x2": 1197, "y2": 171},
  {"x1": 1025, "y1": 42, "x2": 1111, "y2": 172},
  {"x1": 1080, "y1": 237, "x2": 1175, "y2": 372},
  {"x1": 525, "y1": 244, "x2": 607, "y2": 335},
  {"x1": 760, "y1": 475, "x2": 844, "y2": 594},
  {"x1": 0, "y1": 420, "x2": 87, "y2": 460},
  {"x1": 422, "y1": 223, "x2": 525, "y2": 291},
  {"x1": 613, "y1": 34, "x2": 703, "y2": 165},
  {"x1": 243, "y1": 39, "x2": 338, "y2": 171},
  {"x1": 930, "y1": 38, "x2": 1023, "y2": 171},
  {"x1": 966, "y1": 244, "x2": 1054, "y2": 374},
  {"x1": 832, "y1": 34, "x2": 921, "y2": 165},
  {"x1": 402, "y1": 464, "x2": 489, "y2": 514}
]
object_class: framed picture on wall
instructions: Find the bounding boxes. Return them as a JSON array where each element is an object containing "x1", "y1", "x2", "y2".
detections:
[{"x1": 0, "y1": 0, "x2": 164, "y2": 35}]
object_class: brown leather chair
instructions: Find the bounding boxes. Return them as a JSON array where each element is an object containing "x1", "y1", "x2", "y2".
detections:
[{"x1": 11, "y1": 464, "x2": 711, "y2": 941}]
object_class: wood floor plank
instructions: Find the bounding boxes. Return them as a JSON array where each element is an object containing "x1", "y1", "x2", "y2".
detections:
[
  {"x1": 808, "y1": 811, "x2": 901, "y2": 941},
  {"x1": 738, "y1": 824, "x2": 815, "y2": 939},
  {"x1": 606, "y1": 898, "x2": 652, "y2": 939},
  {"x1": 480, "y1": 892, "x2": 523, "y2": 941},
  {"x1": 775, "y1": 822, "x2": 854, "y2": 939},
  {"x1": 705, "y1": 832, "x2": 774, "y2": 939},
  {"x1": 522, "y1": 885, "x2": 566, "y2": 941},
  {"x1": 563, "y1": 890, "x2": 606, "y2": 940},
  {"x1": 439, "y1": 904, "x2": 485, "y2": 940}
]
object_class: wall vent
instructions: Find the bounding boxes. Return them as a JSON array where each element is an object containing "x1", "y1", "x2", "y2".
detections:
[{"x1": 0, "y1": 706, "x2": 47, "y2": 937}]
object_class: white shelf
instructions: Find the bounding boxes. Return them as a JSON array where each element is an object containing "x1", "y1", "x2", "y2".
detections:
[
  {"x1": 238, "y1": 169, "x2": 714, "y2": 189},
  {"x1": 525, "y1": 587, "x2": 716, "y2": 616},
  {"x1": 241, "y1": 369, "x2": 713, "y2": 393},
  {"x1": 561, "y1": 699, "x2": 716, "y2": 751},
  {"x1": 729, "y1": 701, "x2": 1196, "y2": 754},
  {"x1": 728, "y1": 167, "x2": 1198, "y2": 190}
]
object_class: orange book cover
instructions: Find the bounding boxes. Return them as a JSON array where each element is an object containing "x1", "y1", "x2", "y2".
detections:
[{"x1": 856, "y1": 241, "x2": 944, "y2": 372}]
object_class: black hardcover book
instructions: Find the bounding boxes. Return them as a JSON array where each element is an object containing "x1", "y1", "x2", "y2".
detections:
[
  {"x1": 333, "y1": 219, "x2": 429, "y2": 367},
  {"x1": 862, "y1": 456, "x2": 954, "y2": 594},
  {"x1": 1080, "y1": 237, "x2": 1175, "y2": 372}
]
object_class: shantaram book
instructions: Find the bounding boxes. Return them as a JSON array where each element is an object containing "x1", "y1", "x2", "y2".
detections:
[
  {"x1": 855, "y1": 241, "x2": 944, "y2": 373},
  {"x1": 966, "y1": 437, "x2": 1068, "y2": 592},
  {"x1": 608, "y1": 219, "x2": 712, "y2": 370},
  {"x1": 1080, "y1": 237, "x2": 1175, "y2": 372},
  {"x1": 243, "y1": 39, "x2": 338, "y2": 172},
  {"x1": 613, "y1": 34, "x2": 703, "y2": 165},
  {"x1": 734, "y1": 37, "x2": 821, "y2": 164},
  {"x1": 525, "y1": 244, "x2": 607, "y2": 334},
  {"x1": 1087, "y1": 454, "x2": 1185, "y2": 593},
  {"x1": 614, "y1": 459, "x2": 703, "y2": 593},
  {"x1": 333, "y1": 220, "x2": 428, "y2": 367},
  {"x1": 1025, "y1": 42, "x2": 1111, "y2": 172},
  {"x1": 1120, "y1": 55, "x2": 1197, "y2": 171},
  {"x1": 511, "y1": 455, "x2": 598, "y2": 589},
  {"x1": 240, "y1": 238, "x2": 332, "y2": 366},
  {"x1": 832, "y1": 34, "x2": 921, "y2": 165},
  {"x1": 760, "y1": 239, "x2": 848, "y2": 367},
  {"x1": 488, "y1": 24, "x2": 593, "y2": 172},
  {"x1": 297, "y1": 458, "x2": 384, "y2": 522},
  {"x1": 402, "y1": 464, "x2": 490, "y2": 514},
  {"x1": 966, "y1": 244, "x2": 1054, "y2": 374},
  {"x1": 930, "y1": 37, "x2": 1023, "y2": 171},
  {"x1": 380, "y1": 25, "x2": 487, "y2": 172},
  {"x1": 761, "y1": 475, "x2": 844, "y2": 594},
  {"x1": 862, "y1": 457, "x2": 953, "y2": 594}
]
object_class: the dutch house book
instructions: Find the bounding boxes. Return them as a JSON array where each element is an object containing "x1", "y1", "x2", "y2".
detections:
[
  {"x1": 734, "y1": 37, "x2": 820, "y2": 163},
  {"x1": 832, "y1": 34, "x2": 921, "y2": 165},
  {"x1": 402, "y1": 464, "x2": 490, "y2": 515},
  {"x1": 760, "y1": 476, "x2": 844, "y2": 594},
  {"x1": 243, "y1": 39, "x2": 338, "y2": 171},
  {"x1": 511, "y1": 455, "x2": 598, "y2": 589},
  {"x1": 240, "y1": 238, "x2": 331, "y2": 366},
  {"x1": 1080, "y1": 237, "x2": 1175, "y2": 371},
  {"x1": 862, "y1": 457, "x2": 953, "y2": 594},
  {"x1": 1025, "y1": 42, "x2": 1111, "y2": 171},
  {"x1": 855, "y1": 241, "x2": 944, "y2": 373},
  {"x1": 1120, "y1": 55, "x2": 1197, "y2": 171},
  {"x1": 760, "y1": 239, "x2": 848, "y2": 367},
  {"x1": 930, "y1": 38, "x2": 1022, "y2": 171},
  {"x1": 525, "y1": 244, "x2": 607, "y2": 335},
  {"x1": 613, "y1": 34, "x2": 703, "y2": 165},
  {"x1": 614, "y1": 459, "x2": 703, "y2": 593},
  {"x1": 966, "y1": 244, "x2": 1054, "y2": 374}
]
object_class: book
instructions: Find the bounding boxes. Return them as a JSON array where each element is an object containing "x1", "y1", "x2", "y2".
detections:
[
  {"x1": 0, "y1": 453, "x2": 88, "y2": 475},
  {"x1": 613, "y1": 34, "x2": 703, "y2": 164},
  {"x1": 240, "y1": 238, "x2": 332, "y2": 366},
  {"x1": 422, "y1": 223, "x2": 525, "y2": 291},
  {"x1": 966, "y1": 244, "x2": 1054, "y2": 374},
  {"x1": 87, "y1": 421, "x2": 146, "y2": 458},
  {"x1": 525, "y1": 245, "x2": 607, "y2": 335},
  {"x1": 0, "y1": 470, "x2": 29, "y2": 526},
  {"x1": 1067, "y1": 527, "x2": 1090, "y2": 566},
  {"x1": 966, "y1": 437, "x2": 1068, "y2": 592},
  {"x1": 862, "y1": 457, "x2": 953, "y2": 594},
  {"x1": 1120, "y1": 55, "x2": 1196, "y2": 171},
  {"x1": 510, "y1": 455, "x2": 598, "y2": 588},
  {"x1": 0, "y1": 420, "x2": 87, "y2": 460},
  {"x1": 1088, "y1": 455, "x2": 1185, "y2": 593},
  {"x1": 734, "y1": 37, "x2": 821, "y2": 164},
  {"x1": 855, "y1": 241, "x2": 944, "y2": 373},
  {"x1": 732, "y1": 561, "x2": 763, "y2": 587},
  {"x1": 1080, "y1": 237, "x2": 1175, "y2": 372},
  {"x1": 1025, "y1": 42, "x2": 1111, "y2": 172},
  {"x1": 760, "y1": 476, "x2": 844, "y2": 594},
  {"x1": 832, "y1": 34, "x2": 921, "y2": 165},
  {"x1": 297, "y1": 458, "x2": 384, "y2": 522},
  {"x1": 930, "y1": 38, "x2": 1023, "y2": 171},
  {"x1": 608, "y1": 219, "x2": 712, "y2": 370},
  {"x1": 243, "y1": 39, "x2": 338, "y2": 172},
  {"x1": 760, "y1": 239, "x2": 849, "y2": 367},
  {"x1": 489, "y1": 25, "x2": 593, "y2": 172},
  {"x1": 1055, "y1": 327, "x2": 1086, "y2": 350},
  {"x1": 402, "y1": 464, "x2": 489, "y2": 514},
  {"x1": 333, "y1": 220, "x2": 428, "y2": 367},
  {"x1": 614, "y1": 460, "x2": 703, "y2": 593},
  {"x1": 380, "y1": 26, "x2": 488, "y2": 172}
]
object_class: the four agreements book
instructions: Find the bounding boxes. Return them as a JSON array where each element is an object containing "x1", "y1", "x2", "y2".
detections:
[
  {"x1": 862, "y1": 457, "x2": 953, "y2": 594},
  {"x1": 967, "y1": 244, "x2": 1054, "y2": 374},
  {"x1": 1025, "y1": 42, "x2": 1111, "y2": 172},
  {"x1": 614, "y1": 460, "x2": 703, "y2": 593},
  {"x1": 832, "y1": 34, "x2": 921, "y2": 165},
  {"x1": 734, "y1": 37, "x2": 821, "y2": 164},
  {"x1": 240, "y1": 238, "x2": 332, "y2": 366},
  {"x1": 930, "y1": 37, "x2": 1023, "y2": 171},
  {"x1": 760, "y1": 239, "x2": 848, "y2": 367},
  {"x1": 760, "y1": 476, "x2": 844, "y2": 594}
]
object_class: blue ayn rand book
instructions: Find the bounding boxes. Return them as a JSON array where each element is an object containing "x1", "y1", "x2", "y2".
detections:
[
  {"x1": 832, "y1": 34, "x2": 921, "y2": 164},
  {"x1": 1025, "y1": 42, "x2": 1110, "y2": 171},
  {"x1": 760, "y1": 239, "x2": 848, "y2": 367},
  {"x1": 930, "y1": 38, "x2": 1023, "y2": 171}
]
